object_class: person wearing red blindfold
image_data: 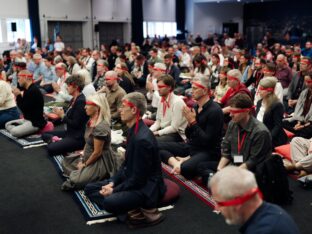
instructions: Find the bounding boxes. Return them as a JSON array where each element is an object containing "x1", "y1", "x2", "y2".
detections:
[
  {"x1": 255, "y1": 77, "x2": 287, "y2": 148},
  {"x1": 215, "y1": 93, "x2": 271, "y2": 173},
  {"x1": 158, "y1": 75, "x2": 224, "y2": 179},
  {"x1": 85, "y1": 92, "x2": 166, "y2": 228},
  {"x1": 150, "y1": 74, "x2": 187, "y2": 143},
  {"x1": 61, "y1": 93, "x2": 117, "y2": 190},
  {"x1": 209, "y1": 166, "x2": 299, "y2": 233},
  {"x1": 283, "y1": 71, "x2": 312, "y2": 139},
  {"x1": 5, "y1": 70, "x2": 47, "y2": 137}
]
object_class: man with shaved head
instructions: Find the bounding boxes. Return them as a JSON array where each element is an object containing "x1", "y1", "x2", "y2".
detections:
[{"x1": 98, "y1": 70, "x2": 126, "y2": 122}]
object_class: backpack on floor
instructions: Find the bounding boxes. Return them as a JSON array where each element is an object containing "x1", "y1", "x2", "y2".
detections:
[{"x1": 255, "y1": 154, "x2": 293, "y2": 205}]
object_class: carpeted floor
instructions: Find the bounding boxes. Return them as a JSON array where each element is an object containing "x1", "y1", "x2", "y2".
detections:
[{"x1": 0, "y1": 134, "x2": 310, "y2": 234}]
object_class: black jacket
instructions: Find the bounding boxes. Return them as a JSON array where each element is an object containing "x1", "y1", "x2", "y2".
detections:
[
  {"x1": 256, "y1": 100, "x2": 288, "y2": 148},
  {"x1": 16, "y1": 83, "x2": 46, "y2": 128},
  {"x1": 62, "y1": 93, "x2": 88, "y2": 139},
  {"x1": 110, "y1": 120, "x2": 166, "y2": 207}
]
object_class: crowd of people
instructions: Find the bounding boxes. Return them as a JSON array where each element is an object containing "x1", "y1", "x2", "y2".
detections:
[{"x1": 1, "y1": 31, "x2": 311, "y2": 232}]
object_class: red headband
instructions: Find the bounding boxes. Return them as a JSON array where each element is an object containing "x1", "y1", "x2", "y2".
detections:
[
  {"x1": 192, "y1": 81, "x2": 208, "y2": 90},
  {"x1": 56, "y1": 67, "x2": 66, "y2": 71},
  {"x1": 153, "y1": 67, "x2": 166, "y2": 72},
  {"x1": 18, "y1": 74, "x2": 33, "y2": 79},
  {"x1": 305, "y1": 79, "x2": 312, "y2": 84},
  {"x1": 122, "y1": 99, "x2": 140, "y2": 134},
  {"x1": 157, "y1": 84, "x2": 170, "y2": 89},
  {"x1": 229, "y1": 106, "x2": 255, "y2": 114},
  {"x1": 301, "y1": 60, "x2": 311, "y2": 65},
  {"x1": 227, "y1": 75, "x2": 240, "y2": 82},
  {"x1": 258, "y1": 86, "x2": 274, "y2": 92},
  {"x1": 85, "y1": 101, "x2": 98, "y2": 106},
  {"x1": 215, "y1": 188, "x2": 262, "y2": 207},
  {"x1": 105, "y1": 76, "x2": 119, "y2": 81}
]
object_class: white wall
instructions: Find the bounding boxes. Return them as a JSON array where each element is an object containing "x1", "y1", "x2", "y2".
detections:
[
  {"x1": 0, "y1": 0, "x2": 28, "y2": 52},
  {"x1": 39, "y1": 0, "x2": 92, "y2": 48},
  {"x1": 143, "y1": 0, "x2": 175, "y2": 22},
  {"x1": 186, "y1": 1, "x2": 243, "y2": 37},
  {"x1": 92, "y1": 0, "x2": 131, "y2": 46}
]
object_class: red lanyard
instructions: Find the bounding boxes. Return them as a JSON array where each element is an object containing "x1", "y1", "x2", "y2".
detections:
[
  {"x1": 237, "y1": 130, "x2": 247, "y2": 155},
  {"x1": 161, "y1": 93, "x2": 171, "y2": 117}
]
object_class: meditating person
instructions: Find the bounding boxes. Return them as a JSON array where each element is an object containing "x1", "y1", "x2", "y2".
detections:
[
  {"x1": 61, "y1": 93, "x2": 117, "y2": 190},
  {"x1": 255, "y1": 77, "x2": 287, "y2": 148},
  {"x1": 85, "y1": 92, "x2": 166, "y2": 228},
  {"x1": 282, "y1": 71, "x2": 312, "y2": 139},
  {"x1": 0, "y1": 77, "x2": 20, "y2": 128},
  {"x1": 149, "y1": 74, "x2": 187, "y2": 143},
  {"x1": 159, "y1": 75, "x2": 224, "y2": 178},
  {"x1": 42, "y1": 74, "x2": 88, "y2": 156},
  {"x1": 5, "y1": 70, "x2": 47, "y2": 137},
  {"x1": 285, "y1": 136, "x2": 312, "y2": 177},
  {"x1": 209, "y1": 166, "x2": 299, "y2": 234},
  {"x1": 97, "y1": 71, "x2": 126, "y2": 124}
]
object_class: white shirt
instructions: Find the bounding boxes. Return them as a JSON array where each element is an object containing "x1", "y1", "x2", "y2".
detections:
[
  {"x1": 54, "y1": 42, "x2": 65, "y2": 52},
  {"x1": 150, "y1": 93, "x2": 187, "y2": 139}
]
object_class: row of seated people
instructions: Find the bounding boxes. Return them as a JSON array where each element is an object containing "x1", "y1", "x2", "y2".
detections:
[{"x1": 0, "y1": 66, "x2": 306, "y2": 229}]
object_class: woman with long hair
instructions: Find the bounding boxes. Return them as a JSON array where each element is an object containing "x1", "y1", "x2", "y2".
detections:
[
  {"x1": 61, "y1": 93, "x2": 117, "y2": 190},
  {"x1": 256, "y1": 77, "x2": 287, "y2": 147}
]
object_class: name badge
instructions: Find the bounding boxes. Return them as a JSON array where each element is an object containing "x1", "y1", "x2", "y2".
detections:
[{"x1": 234, "y1": 155, "x2": 244, "y2": 163}]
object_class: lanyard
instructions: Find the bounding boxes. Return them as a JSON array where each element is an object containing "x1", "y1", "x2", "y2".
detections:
[{"x1": 237, "y1": 130, "x2": 247, "y2": 155}]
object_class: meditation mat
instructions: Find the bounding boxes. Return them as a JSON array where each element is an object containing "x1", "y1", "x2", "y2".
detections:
[
  {"x1": 0, "y1": 129, "x2": 46, "y2": 149},
  {"x1": 52, "y1": 155, "x2": 174, "y2": 224},
  {"x1": 161, "y1": 163, "x2": 216, "y2": 208}
]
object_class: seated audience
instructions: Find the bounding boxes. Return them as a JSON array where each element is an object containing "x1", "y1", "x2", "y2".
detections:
[
  {"x1": 6, "y1": 70, "x2": 47, "y2": 137},
  {"x1": 150, "y1": 74, "x2": 187, "y2": 142},
  {"x1": 61, "y1": 93, "x2": 117, "y2": 190},
  {"x1": 42, "y1": 74, "x2": 88, "y2": 156},
  {"x1": 283, "y1": 71, "x2": 312, "y2": 138},
  {"x1": 85, "y1": 92, "x2": 166, "y2": 228},
  {"x1": 97, "y1": 71, "x2": 126, "y2": 123},
  {"x1": 39, "y1": 56, "x2": 57, "y2": 94},
  {"x1": 256, "y1": 77, "x2": 287, "y2": 147},
  {"x1": 159, "y1": 75, "x2": 223, "y2": 178},
  {"x1": 209, "y1": 166, "x2": 299, "y2": 234},
  {"x1": 0, "y1": 78, "x2": 19, "y2": 128}
]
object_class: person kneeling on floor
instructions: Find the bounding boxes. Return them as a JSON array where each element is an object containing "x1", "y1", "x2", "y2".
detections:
[{"x1": 85, "y1": 92, "x2": 166, "y2": 228}]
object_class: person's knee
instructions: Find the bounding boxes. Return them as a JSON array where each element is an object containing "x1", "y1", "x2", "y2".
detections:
[{"x1": 181, "y1": 162, "x2": 195, "y2": 179}]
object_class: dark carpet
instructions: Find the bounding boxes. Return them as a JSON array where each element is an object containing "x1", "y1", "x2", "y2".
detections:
[{"x1": 0, "y1": 134, "x2": 310, "y2": 234}]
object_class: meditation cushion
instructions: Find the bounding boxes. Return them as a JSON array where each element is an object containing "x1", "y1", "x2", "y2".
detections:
[
  {"x1": 143, "y1": 119, "x2": 155, "y2": 127},
  {"x1": 284, "y1": 128, "x2": 295, "y2": 139},
  {"x1": 159, "y1": 178, "x2": 181, "y2": 207},
  {"x1": 275, "y1": 144, "x2": 291, "y2": 161},
  {"x1": 38, "y1": 121, "x2": 54, "y2": 134}
]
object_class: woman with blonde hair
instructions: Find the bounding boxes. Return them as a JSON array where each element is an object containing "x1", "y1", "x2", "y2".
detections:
[
  {"x1": 115, "y1": 62, "x2": 135, "y2": 93},
  {"x1": 255, "y1": 77, "x2": 287, "y2": 147},
  {"x1": 61, "y1": 93, "x2": 117, "y2": 190}
]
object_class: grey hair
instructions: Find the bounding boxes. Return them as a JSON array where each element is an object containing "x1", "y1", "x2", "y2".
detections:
[
  {"x1": 209, "y1": 166, "x2": 258, "y2": 200},
  {"x1": 227, "y1": 69, "x2": 242, "y2": 82},
  {"x1": 193, "y1": 73, "x2": 211, "y2": 90},
  {"x1": 77, "y1": 69, "x2": 92, "y2": 85},
  {"x1": 123, "y1": 92, "x2": 147, "y2": 116}
]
